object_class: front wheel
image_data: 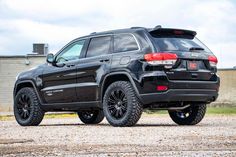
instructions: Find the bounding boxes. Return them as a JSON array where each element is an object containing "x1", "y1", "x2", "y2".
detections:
[
  {"x1": 77, "y1": 110, "x2": 104, "y2": 124},
  {"x1": 14, "y1": 87, "x2": 45, "y2": 126},
  {"x1": 168, "y1": 103, "x2": 207, "y2": 125}
]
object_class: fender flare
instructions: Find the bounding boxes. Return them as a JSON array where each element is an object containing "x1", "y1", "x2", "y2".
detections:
[
  {"x1": 100, "y1": 71, "x2": 142, "y2": 102},
  {"x1": 14, "y1": 80, "x2": 44, "y2": 105}
]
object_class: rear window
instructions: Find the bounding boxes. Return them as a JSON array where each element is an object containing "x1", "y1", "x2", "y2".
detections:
[
  {"x1": 149, "y1": 29, "x2": 212, "y2": 53},
  {"x1": 152, "y1": 37, "x2": 211, "y2": 53},
  {"x1": 114, "y1": 34, "x2": 139, "y2": 53}
]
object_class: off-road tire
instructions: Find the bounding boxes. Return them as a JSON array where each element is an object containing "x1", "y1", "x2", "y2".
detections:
[
  {"x1": 14, "y1": 87, "x2": 44, "y2": 126},
  {"x1": 168, "y1": 103, "x2": 207, "y2": 125},
  {"x1": 103, "y1": 81, "x2": 143, "y2": 127},
  {"x1": 78, "y1": 110, "x2": 104, "y2": 124}
]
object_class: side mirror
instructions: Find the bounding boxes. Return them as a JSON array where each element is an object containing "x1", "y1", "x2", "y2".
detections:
[{"x1": 46, "y1": 53, "x2": 55, "y2": 64}]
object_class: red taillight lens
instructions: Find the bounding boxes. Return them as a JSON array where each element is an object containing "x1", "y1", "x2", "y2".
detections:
[
  {"x1": 144, "y1": 53, "x2": 178, "y2": 66},
  {"x1": 208, "y1": 55, "x2": 218, "y2": 67},
  {"x1": 157, "y1": 85, "x2": 168, "y2": 91}
]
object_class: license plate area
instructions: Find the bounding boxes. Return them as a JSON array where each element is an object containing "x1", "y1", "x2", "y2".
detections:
[{"x1": 187, "y1": 61, "x2": 198, "y2": 71}]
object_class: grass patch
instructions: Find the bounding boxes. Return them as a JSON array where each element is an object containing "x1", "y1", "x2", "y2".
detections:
[
  {"x1": 0, "y1": 113, "x2": 77, "y2": 121},
  {"x1": 44, "y1": 113, "x2": 77, "y2": 119},
  {"x1": 144, "y1": 109, "x2": 168, "y2": 114},
  {"x1": 0, "y1": 107, "x2": 235, "y2": 121},
  {"x1": 144, "y1": 107, "x2": 236, "y2": 115},
  {"x1": 206, "y1": 107, "x2": 236, "y2": 114},
  {"x1": 0, "y1": 115, "x2": 14, "y2": 121}
]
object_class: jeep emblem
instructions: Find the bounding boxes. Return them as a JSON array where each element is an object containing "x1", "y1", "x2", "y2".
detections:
[{"x1": 191, "y1": 53, "x2": 199, "y2": 57}]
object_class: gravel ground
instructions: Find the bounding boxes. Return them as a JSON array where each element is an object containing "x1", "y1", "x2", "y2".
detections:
[{"x1": 0, "y1": 114, "x2": 236, "y2": 156}]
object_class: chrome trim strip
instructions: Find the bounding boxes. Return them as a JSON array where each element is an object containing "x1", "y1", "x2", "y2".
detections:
[{"x1": 41, "y1": 82, "x2": 97, "y2": 91}]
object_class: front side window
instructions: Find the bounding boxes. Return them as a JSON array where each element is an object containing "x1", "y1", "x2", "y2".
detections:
[
  {"x1": 114, "y1": 34, "x2": 139, "y2": 53},
  {"x1": 56, "y1": 40, "x2": 85, "y2": 63},
  {"x1": 86, "y1": 36, "x2": 111, "y2": 58}
]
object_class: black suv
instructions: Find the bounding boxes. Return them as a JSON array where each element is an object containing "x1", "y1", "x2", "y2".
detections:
[{"x1": 14, "y1": 26, "x2": 219, "y2": 127}]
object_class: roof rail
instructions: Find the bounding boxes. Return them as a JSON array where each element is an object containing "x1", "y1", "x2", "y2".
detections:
[
  {"x1": 130, "y1": 27, "x2": 146, "y2": 29},
  {"x1": 90, "y1": 32, "x2": 96, "y2": 35},
  {"x1": 154, "y1": 25, "x2": 162, "y2": 29},
  {"x1": 148, "y1": 25, "x2": 162, "y2": 32}
]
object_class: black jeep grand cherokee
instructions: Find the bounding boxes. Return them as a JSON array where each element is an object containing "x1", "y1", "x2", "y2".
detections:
[{"x1": 14, "y1": 26, "x2": 219, "y2": 127}]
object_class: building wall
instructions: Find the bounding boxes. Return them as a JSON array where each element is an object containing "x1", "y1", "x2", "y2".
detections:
[
  {"x1": 0, "y1": 56, "x2": 235, "y2": 111},
  {"x1": 214, "y1": 69, "x2": 236, "y2": 107},
  {"x1": 0, "y1": 56, "x2": 46, "y2": 111}
]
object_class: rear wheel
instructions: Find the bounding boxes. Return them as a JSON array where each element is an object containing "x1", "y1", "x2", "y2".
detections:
[
  {"x1": 103, "y1": 81, "x2": 143, "y2": 127},
  {"x1": 14, "y1": 87, "x2": 44, "y2": 126},
  {"x1": 168, "y1": 103, "x2": 207, "y2": 125},
  {"x1": 77, "y1": 110, "x2": 104, "y2": 124}
]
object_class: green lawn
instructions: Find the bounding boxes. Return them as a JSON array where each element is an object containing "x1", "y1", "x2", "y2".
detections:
[
  {"x1": 145, "y1": 107, "x2": 236, "y2": 115},
  {"x1": 0, "y1": 107, "x2": 236, "y2": 121},
  {"x1": 206, "y1": 107, "x2": 236, "y2": 114}
]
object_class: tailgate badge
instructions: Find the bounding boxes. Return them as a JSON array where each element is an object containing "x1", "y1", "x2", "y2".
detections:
[
  {"x1": 191, "y1": 53, "x2": 199, "y2": 57},
  {"x1": 166, "y1": 71, "x2": 174, "y2": 74}
]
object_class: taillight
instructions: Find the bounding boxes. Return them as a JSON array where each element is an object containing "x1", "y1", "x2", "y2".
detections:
[
  {"x1": 208, "y1": 55, "x2": 218, "y2": 67},
  {"x1": 144, "y1": 53, "x2": 178, "y2": 67},
  {"x1": 157, "y1": 85, "x2": 168, "y2": 91}
]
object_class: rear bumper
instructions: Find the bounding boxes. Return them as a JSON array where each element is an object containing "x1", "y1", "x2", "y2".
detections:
[
  {"x1": 139, "y1": 89, "x2": 218, "y2": 105},
  {"x1": 134, "y1": 71, "x2": 220, "y2": 104}
]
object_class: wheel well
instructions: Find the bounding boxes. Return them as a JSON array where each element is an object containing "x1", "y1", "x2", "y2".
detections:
[
  {"x1": 15, "y1": 82, "x2": 34, "y2": 96},
  {"x1": 102, "y1": 74, "x2": 130, "y2": 98}
]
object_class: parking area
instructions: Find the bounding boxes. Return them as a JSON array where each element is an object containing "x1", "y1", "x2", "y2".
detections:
[{"x1": 0, "y1": 114, "x2": 236, "y2": 156}]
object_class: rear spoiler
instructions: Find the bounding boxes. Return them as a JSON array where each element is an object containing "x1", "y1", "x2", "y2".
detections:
[{"x1": 148, "y1": 27, "x2": 197, "y2": 39}]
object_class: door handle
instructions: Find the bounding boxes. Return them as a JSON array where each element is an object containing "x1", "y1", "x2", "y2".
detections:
[
  {"x1": 66, "y1": 64, "x2": 75, "y2": 68},
  {"x1": 99, "y1": 59, "x2": 110, "y2": 62},
  {"x1": 191, "y1": 73, "x2": 198, "y2": 79}
]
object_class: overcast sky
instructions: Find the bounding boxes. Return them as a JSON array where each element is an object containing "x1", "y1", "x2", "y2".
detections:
[{"x1": 0, "y1": 0, "x2": 236, "y2": 68}]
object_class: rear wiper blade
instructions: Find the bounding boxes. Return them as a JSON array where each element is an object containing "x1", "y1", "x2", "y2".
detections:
[{"x1": 189, "y1": 47, "x2": 204, "y2": 51}]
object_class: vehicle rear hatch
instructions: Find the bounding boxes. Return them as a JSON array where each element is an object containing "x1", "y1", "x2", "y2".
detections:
[{"x1": 148, "y1": 28, "x2": 218, "y2": 81}]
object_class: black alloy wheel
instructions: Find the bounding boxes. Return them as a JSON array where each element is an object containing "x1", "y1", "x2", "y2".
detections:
[
  {"x1": 81, "y1": 111, "x2": 95, "y2": 119},
  {"x1": 168, "y1": 103, "x2": 207, "y2": 125},
  {"x1": 175, "y1": 107, "x2": 192, "y2": 119},
  {"x1": 78, "y1": 110, "x2": 104, "y2": 124},
  {"x1": 16, "y1": 94, "x2": 32, "y2": 120},
  {"x1": 103, "y1": 81, "x2": 143, "y2": 127},
  {"x1": 14, "y1": 87, "x2": 44, "y2": 126},
  {"x1": 107, "y1": 89, "x2": 128, "y2": 120}
]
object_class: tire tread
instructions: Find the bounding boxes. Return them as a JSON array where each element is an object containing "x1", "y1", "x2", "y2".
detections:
[
  {"x1": 78, "y1": 110, "x2": 104, "y2": 124},
  {"x1": 14, "y1": 87, "x2": 44, "y2": 126},
  {"x1": 103, "y1": 81, "x2": 143, "y2": 127},
  {"x1": 168, "y1": 104, "x2": 206, "y2": 125}
]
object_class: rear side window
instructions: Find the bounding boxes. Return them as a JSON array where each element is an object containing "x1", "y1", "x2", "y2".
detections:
[
  {"x1": 114, "y1": 34, "x2": 139, "y2": 53},
  {"x1": 86, "y1": 36, "x2": 111, "y2": 58}
]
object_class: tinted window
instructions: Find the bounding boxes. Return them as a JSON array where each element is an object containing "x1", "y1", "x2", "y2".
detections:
[
  {"x1": 86, "y1": 36, "x2": 111, "y2": 58},
  {"x1": 152, "y1": 37, "x2": 211, "y2": 53},
  {"x1": 56, "y1": 40, "x2": 85, "y2": 63},
  {"x1": 114, "y1": 34, "x2": 139, "y2": 52}
]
